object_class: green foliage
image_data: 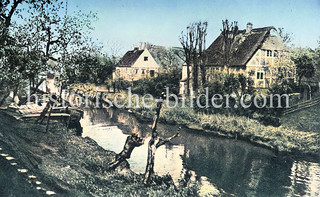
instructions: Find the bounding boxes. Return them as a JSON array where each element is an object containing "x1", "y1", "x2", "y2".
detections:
[
  {"x1": 0, "y1": 0, "x2": 104, "y2": 99},
  {"x1": 161, "y1": 107, "x2": 199, "y2": 125},
  {"x1": 160, "y1": 105, "x2": 319, "y2": 155},
  {"x1": 292, "y1": 48, "x2": 316, "y2": 85},
  {"x1": 65, "y1": 54, "x2": 115, "y2": 85},
  {"x1": 281, "y1": 104, "x2": 320, "y2": 133},
  {"x1": 151, "y1": 47, "x2": 184, "y2": 73},
  {"x1": 132, "y1": 69, "x2": 181, "y2": 97},
  {"x1": 195, "y1": 73, "x2": 255, "y2": 116}
]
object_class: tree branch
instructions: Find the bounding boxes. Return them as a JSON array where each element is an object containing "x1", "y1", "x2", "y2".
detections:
[
  {"x1": 156, "y1": 132, "x2": 180, "y2": 149},
  {"x1": 5, "y1": 0, "x2": 23, "y2": 27}
]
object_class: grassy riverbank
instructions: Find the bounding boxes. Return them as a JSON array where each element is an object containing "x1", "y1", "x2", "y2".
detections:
[
  {"x1": 0, "y1": 111, "x2": 203, "y2": 196},
  {"x1": 281, "y1": 105, "x2": 320, "y2": 133},
  {"x1": 100, "y1": 91, "x2": 320, "y2": 157},
  {"x1": 160, "y1": 107, "x2": 319, "y2": 156}
]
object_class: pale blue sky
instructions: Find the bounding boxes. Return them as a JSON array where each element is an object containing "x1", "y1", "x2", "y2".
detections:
[{"x1": 68, "y1": 0, "x2": 320, "y2": 55}]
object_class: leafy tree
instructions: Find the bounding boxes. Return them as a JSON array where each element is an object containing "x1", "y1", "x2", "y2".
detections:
[
  {"x1": 152, "y1": 47, "x2": 184, "y2": 73},
  {"x1": 0, "y1": 0, "x2": 104, "y2": 106},
  {"x1": 314, "y1": 40, "x2": 320, "y2": 82},
  {"x1": 64, "y1": 53, "x2": 115, "y2": 84},
  {"x1": 132, "y1": 69, "x2": 181, "y2": 97},
  {"x1": 292, "y1": 48, "x2": 316, "y2": 86},
  {"x1": 269, "y1": 49, "x2": 296, "y2": 85}
]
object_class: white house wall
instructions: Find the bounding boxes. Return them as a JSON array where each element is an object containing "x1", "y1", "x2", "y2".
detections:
[{"x1": 114, "y1": 48, "x2": 160, "y2": 81}]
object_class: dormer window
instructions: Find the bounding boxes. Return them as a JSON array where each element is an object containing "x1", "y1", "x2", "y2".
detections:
[
  {"x1": 267, "y1": 50, "x2": 272, "y2": 57},
  {"x1": 144, "y1": 56, "x2": 148, "y2": 61}
]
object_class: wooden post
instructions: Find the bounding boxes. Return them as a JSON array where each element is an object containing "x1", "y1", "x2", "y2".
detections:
[{"x1": 45, "y1": 104, "x2": 54, "y2": 132}]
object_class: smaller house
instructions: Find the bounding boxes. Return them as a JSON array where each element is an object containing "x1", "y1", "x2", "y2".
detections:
[{"x1": 113, "y1": 46, "x2": 160, "y2": 81}]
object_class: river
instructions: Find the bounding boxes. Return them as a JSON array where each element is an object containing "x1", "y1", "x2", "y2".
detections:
[{"x1": 80, "y1": 108, "x2": 320, "y2": 197}]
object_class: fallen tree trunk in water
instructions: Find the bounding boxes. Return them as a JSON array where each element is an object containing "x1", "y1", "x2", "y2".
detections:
[{"x1": 108, "y1": 134, "x2": 143, "y2": 170}]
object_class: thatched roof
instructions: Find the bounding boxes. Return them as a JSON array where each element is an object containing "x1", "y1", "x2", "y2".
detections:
[
  {"x1": 206, "y1": 26, "x2": 275, "y2": 67},
  {"x1": 117, "y1": 48, "x2": 144, "y2": 67}
]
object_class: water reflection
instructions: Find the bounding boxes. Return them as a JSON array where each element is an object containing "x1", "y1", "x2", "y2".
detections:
[{"x1": 80, "y1": 108, "x2": 320, "y2": 197}]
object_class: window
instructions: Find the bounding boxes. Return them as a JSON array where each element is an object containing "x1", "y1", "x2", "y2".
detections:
[
  {"x1": 144, "y1": 56, "x2": 148, "y2": 61},
  {"x1": 136, "y1": 69, "x2": 139, "y2": 74},
  {"x1": 150, "y1": 70, "x2": 155, "y2": 77},
  {"x1": 142, "y1": 69, "x2": 145, "y2": 74},
  {"x1": 267, "y1": 50, "x2": 272, "y2": 57},
  {"x1": 274, "y1": 50, "x2": 278, "y2": 57},
  {"x1": 257, "y1": 72, "x2": 264, "y2": 79}
]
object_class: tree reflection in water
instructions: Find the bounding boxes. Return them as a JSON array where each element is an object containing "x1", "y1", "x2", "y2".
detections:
[{"x1": 81, "y1": 108, "x2": 320, "y2": 197}]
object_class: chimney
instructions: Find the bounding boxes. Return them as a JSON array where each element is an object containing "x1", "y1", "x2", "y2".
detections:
[
  {"x1": 246, "y1": 22, "x2": 253, "y2": 33},
  {"x1": 134, "y1": 47, "x2": 139, "y2": 51}
]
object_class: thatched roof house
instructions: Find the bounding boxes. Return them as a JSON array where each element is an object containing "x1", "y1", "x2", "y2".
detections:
[
  {"x1": 179, "y1": 23, "x2": 288, "y2": 94},
  {"x1": 205, "y1": 26, "x2": 279, "y2": 67}
]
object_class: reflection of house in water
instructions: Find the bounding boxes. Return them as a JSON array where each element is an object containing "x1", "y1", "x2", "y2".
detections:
[
  {"x1": 288, "y1": 161, "x2": 320, "y2": 196},
  {"x1": 181, "y1": 133, "x2": 320, "y2": 197}
]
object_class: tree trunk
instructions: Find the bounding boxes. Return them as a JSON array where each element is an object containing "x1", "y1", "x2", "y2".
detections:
[
  {"x1": 192, "y1": 63, "x2": 198, "y2": 91},
  {"x1": 19, "y1": 78, "x2": 45, "y2": 106},
  {"x1": 11, "y1": 83, "x2": 19, "y2": 102},
  {"x1": 0, "y1": 87, "x2": 10, "y2": 107},
  {"x1": 144, "y1": 98, "x2": 163, "y2": 184},
  {"x1": 144, "y1": 138, "x2": 156, "y2": 184},
  {"x1": 108, "y1": 134, "x2": 143, "y2": 170},
  {"x1": 200, "y1": 64, "x2": 206, "y2": 87},
  {"x1": 186, "y1": 64, "x2": 190, "y2": 96},
  {"x1": 144, "y1": 97, "x2": 180, "y2": 185}
]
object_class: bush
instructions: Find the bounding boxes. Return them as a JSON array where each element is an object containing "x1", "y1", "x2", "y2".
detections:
[
  {"x1": 195, "y1": 73, "x2": 255, "y2": 116},
  {"x1": 132, "y1": 69, "x2": 181, "y2": 97}
]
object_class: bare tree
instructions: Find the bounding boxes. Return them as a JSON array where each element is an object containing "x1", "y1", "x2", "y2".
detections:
[
  {"x1": 108, "y1": 134, "x2": 144, "y2": 170},
  {"x1": 277, "y1": 28, "x2": 293, "y2": 45},
  {"x1": 221, "y1": 19, "x2": 238, "y2": 75},
  {"x1": 180, "y1": 21, "x2": 208, "y2": 94},
  {"x1": 144, "y1": 95, "x2": 180, "y2": 185},
  {"x1": 197, "y1": 22, "x2": 208, "y2": 87}
]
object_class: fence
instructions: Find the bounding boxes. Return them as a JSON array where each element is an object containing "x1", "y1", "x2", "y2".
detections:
[{"x1": 283, "y1": 96, "x2": 320, "y2": 115}]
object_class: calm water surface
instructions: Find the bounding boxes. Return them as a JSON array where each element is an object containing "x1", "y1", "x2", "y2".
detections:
[{"x1": 80, "y1": 108, "x2": 320, "y2": 197}]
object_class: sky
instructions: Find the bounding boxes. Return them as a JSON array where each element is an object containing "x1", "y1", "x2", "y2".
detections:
[{"x1": 68, "y1": 0, "x2": 320, "y2": 56}]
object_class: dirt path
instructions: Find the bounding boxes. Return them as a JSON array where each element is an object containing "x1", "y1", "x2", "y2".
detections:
[{"x1": 0, "y1": 111, "x2": 199, "y2": 196}]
